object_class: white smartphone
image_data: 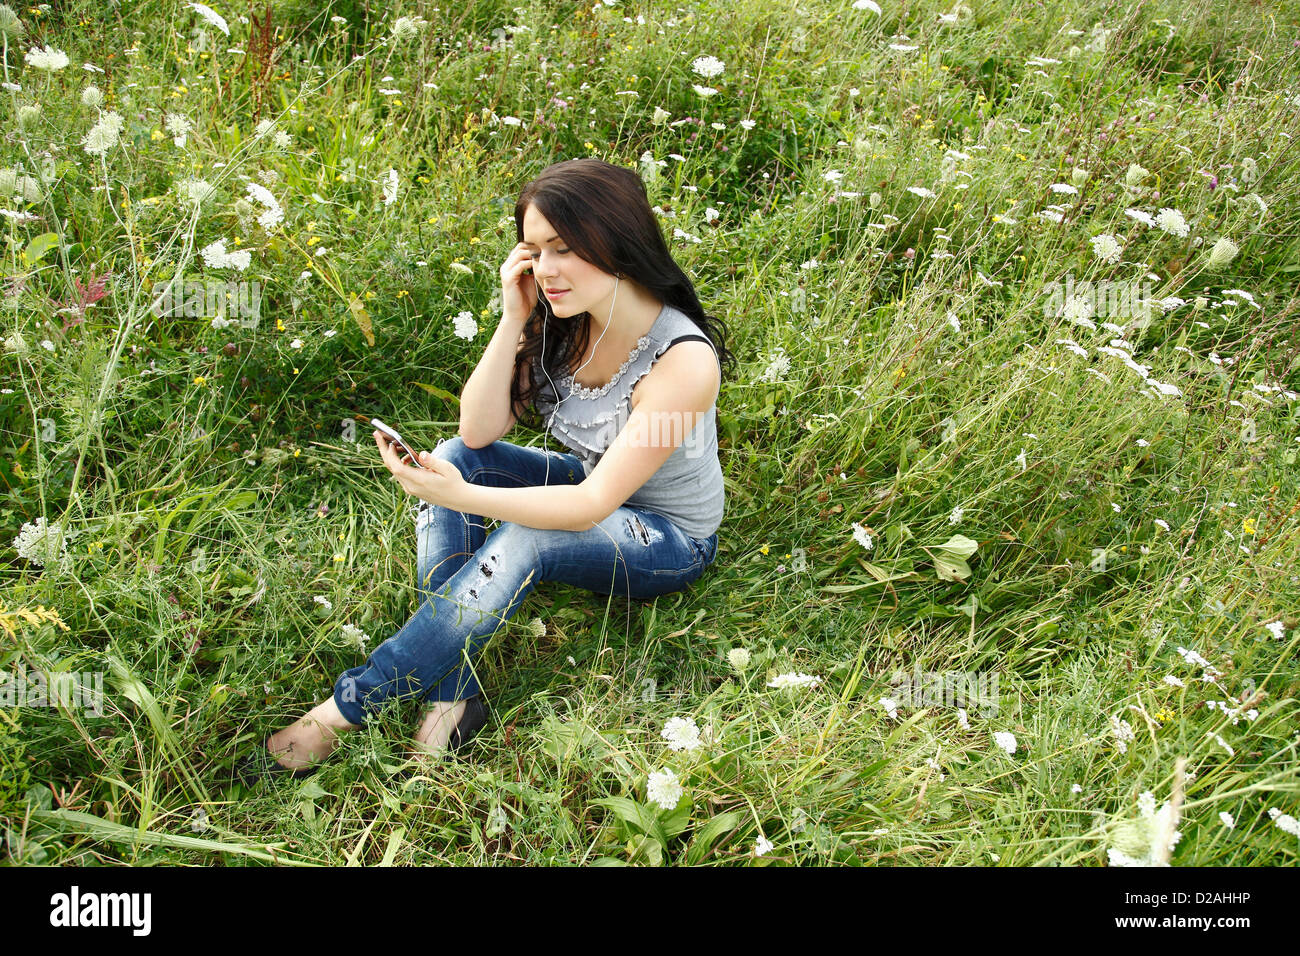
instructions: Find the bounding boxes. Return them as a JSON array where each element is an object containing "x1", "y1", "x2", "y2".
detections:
[{"x1": 370, "y1": 418, "x2": 428, "y2": 469}]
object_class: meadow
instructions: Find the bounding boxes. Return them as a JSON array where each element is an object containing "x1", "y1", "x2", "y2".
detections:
[{"x1": 1, "y1": 0, "x2": 1297, "y2": 865}]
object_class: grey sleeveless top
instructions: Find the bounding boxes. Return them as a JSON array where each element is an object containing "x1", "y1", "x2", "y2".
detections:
[{"x1": 531, "y1": 302, "x2": 725, "y2": 539}]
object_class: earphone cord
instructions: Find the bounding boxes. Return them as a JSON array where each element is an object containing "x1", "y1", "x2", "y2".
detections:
[
  {"x1": 536, "y1": 274, "x2": 636, "y2": 639},
  {"x1": 538, "y1": 274, "x2": 618, "y2": 487}
]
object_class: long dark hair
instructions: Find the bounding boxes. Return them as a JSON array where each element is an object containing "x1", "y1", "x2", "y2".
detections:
[{"x1": 508, "y1": 158, "x2": 736, "y2": 425}]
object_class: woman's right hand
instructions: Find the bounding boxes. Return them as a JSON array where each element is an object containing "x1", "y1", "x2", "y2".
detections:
[{"x1": 500, "y1": 243, "x2": 539, "y2": 323}]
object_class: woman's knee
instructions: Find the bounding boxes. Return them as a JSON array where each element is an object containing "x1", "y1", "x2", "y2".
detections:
[{"x1": 432, "y1": 434, "x2": 476, "y2": 464}]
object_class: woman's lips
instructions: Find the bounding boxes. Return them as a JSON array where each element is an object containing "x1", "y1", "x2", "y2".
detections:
[{"x1": 546, "y1": 289, "x2": 569, "y2": 300}]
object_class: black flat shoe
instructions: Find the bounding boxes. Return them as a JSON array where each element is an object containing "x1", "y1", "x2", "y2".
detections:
[
  {"x1": 234, "y1": 740, "x2": 320, "y2": 787},
  {"x1": 392, "y1": 696, "x2": 491, "y2": 781},
  {"x1": 447, "y1": 695, "x2": 490, "y2": 753}
]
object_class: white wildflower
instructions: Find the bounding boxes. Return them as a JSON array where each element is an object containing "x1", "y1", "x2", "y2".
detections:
[
  {"x1": 1207, "y1": 237, "x2": 1238, "y2": 271},
  {"x1": 879, "y1": 697, "x2": 898, "y2": 719},
  {"x1": 1125, "y1": 164, "x2": 1149, "y2": 187},
  {"x1": 1207, "y1": 731, "x2": 1234, "y2": 756},
  {"x1": 1049, "y1": 183, "x2": 1079, "y2": 195},
  {"x1": 1268, "y1": 808, "x2": 1300, "y2": 838},
  {"x1": 646, "y1": 768, "x2": 683, "y2": 810},
  {"x1": 759, "y1": 346, "x2": 790, "y2": 383},
  {"x1": 691, "y1": 55, "x2": 725, "y2": 79},
  {"x1": 662, "y1": 716, "x2": 703, "y2": 752},
  {"x1": 82, "y1": 110, "x2": 125, "y2": 157},
  {"x1": 165, "y1": 112, "x2": 192, "y2": 147},
  {"x1": 754, "y1": 834, "x2": 774, "y2": 856},
  {"x1": 767, "y1": 672, "x2": 822, "y2": 690},
  {"x1": 1107, "y1": 790, "x2": 1182, "y2": 867},
  {"x1": 727, "y1": 647, "x2": 751, "y2": 672},
  {"x1": 1154, "y1": 208, "x2": 1189, "y2": 237},
  {"x1": 341, "y1": 622, "x2": 369, "y2": 650},
  {"x1": 1110, "y1": 715, "x2": 1135, "y2": 753},
  {"x1": 391, "y1": 15, "x2": 428, "y2": 42},
  {"x1": 853, "y1": 0, "x2": 883, "y2": 12},
  {"x1": 1061, "y1": 294, "x2": 1095, "y2": 329},
  {"x1": 949, "y1": 506, "x2": 964, "y2": 524},
  {"x1": 1090, "y1": 233, "x2": 1123, "y2": 264},
  {"x1": 177, "y1": 177, "x2": 215, "y2": 209},
  {"x1": 1221, "y1": 289, "x2": 1260, "y2": 309},
  {"x1": 200, "y1": 239, "x2": 252, "y2": 271},
  {"x1": 24, "y1": 44, "x2": 69, "y2": 71},
  {"x1": 13, "y1": 516, "x2": 72, "y2": 568},
  {"x1": 81, "y1": 85, "x2": 103, "y2": 109},
  {"x1": 993, "y1": 731, "x2": 1017, "y2": 755},
  {"x1": 851, "y1": 522, "x2": 873, "y2": 551},
  {"x1": 450, "y1": 310, "x2": 477, "y2": 340},
  {"x1": 246, "y1": 182, "x2": 284, "y2": 231},
  {"x1": 188, "y1": 2, "x2": 230, "y2": 36},
  {"x1": 691, "y1": 84, "x2": 718, "y2": 97}
]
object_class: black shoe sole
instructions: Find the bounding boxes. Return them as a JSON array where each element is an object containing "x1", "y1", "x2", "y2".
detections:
[{"x1": 234, "y1": 742, "x2": 320, "y2": 787}]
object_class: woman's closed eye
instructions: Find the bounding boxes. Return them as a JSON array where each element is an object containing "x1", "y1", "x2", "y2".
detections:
[{"x1": 529, "y1": 249, "x2": 571, "y2": 259}]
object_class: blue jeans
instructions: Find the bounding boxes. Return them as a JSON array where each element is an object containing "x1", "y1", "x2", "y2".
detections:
[{"x1": 332, "y1": 436, "x2": 719, "y2": 724}]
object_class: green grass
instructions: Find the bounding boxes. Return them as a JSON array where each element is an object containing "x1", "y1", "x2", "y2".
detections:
[{"x1": 1, "y1": 0, "x2": 1297, "y2": 865}]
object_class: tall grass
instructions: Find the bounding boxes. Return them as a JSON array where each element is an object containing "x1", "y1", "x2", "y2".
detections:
[{"x1": 0, "y1": 0, "x2": 1296, "y2": 865}]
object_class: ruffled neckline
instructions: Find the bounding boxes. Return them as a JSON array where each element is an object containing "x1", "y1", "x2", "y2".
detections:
[{"x1": 558, "y1": 303, "x2": 668, "y2": 400}]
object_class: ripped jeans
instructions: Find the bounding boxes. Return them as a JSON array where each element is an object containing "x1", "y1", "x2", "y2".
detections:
[{"x1": 332, "y1": 436, "x2": 719, "y2": 725}]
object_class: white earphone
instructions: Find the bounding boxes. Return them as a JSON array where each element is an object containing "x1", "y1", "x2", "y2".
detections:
[{"x1": 535, "y1": 272, "x2": 619, "y2": 485}]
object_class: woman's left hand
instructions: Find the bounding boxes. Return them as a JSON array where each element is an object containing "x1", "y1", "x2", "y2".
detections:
[{"x1": 374, "y1": 431, "x2": 465, "y2": 507}]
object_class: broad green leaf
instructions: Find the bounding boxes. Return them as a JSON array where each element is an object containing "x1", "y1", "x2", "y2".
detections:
[
  {"x1": 347, "y1": 291, "x2": 374, "y2": 346},
  {"x1": 22, "y1": 233, "x2": 60, "y2": 266},
  {"x1": 415, "y1": 383, "x2": 459, "y2": 404},
  {"x1": 685, "y1": 811, "x2": 742, "y2": 865},
  {"x1": 934, "y1": 534, "x2": 979, "y2": 559},
  {"x1": 590, "y1": 796, "x2": 671, "y2": 847}
]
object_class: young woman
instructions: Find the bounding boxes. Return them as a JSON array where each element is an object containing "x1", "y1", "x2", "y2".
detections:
[{"x1": 242, "y1": 158, "x2": 735, "y2": 780}]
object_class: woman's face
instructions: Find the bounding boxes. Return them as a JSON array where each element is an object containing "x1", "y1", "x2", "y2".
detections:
[{"x1": 521, "y1": 203, "x2": 619, "y2": 322}]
